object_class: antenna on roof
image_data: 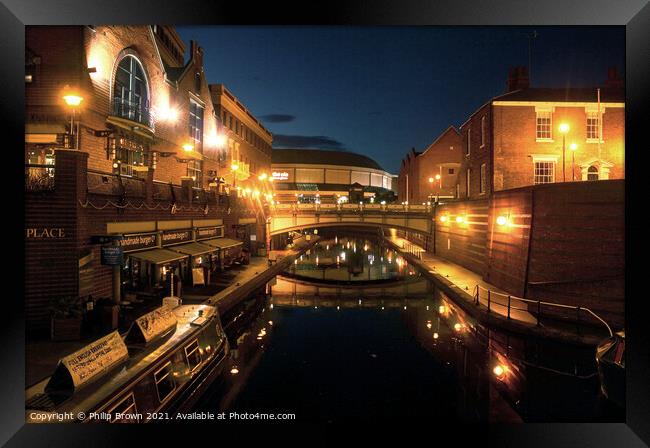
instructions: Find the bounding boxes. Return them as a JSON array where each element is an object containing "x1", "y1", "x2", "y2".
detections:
[{"x1": 526, "y1": 30, "x2": 538, "y2": 86}]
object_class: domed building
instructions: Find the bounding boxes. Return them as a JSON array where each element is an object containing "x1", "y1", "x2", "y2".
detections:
[{"x1": 271, "y1": 148, "x2": 397, "y2": 204}]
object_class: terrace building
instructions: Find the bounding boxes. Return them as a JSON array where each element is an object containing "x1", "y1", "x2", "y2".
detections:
[{"x1": 456, "y1": 66, "x2": 625, "y2": 199}]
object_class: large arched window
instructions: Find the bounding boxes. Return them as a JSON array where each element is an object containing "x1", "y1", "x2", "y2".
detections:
[
  {"x1": 113, "y1": 55, "x2": 150, "y2": 126},
  {"x1": 587, "y1": 166, "x2": 599, "y2": 181}
]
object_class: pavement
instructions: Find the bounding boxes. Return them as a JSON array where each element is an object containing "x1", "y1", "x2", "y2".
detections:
[{"x1": 385, "y1": 236, "x2": 610, "y2": 345}]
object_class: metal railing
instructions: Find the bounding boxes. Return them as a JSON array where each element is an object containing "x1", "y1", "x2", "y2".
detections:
[
  {"x1": 271, "y1": 202, "x2": 433, "y2": 214},
  {"x1": 473, "y1": 284, "x2": 612, "y2": 337},
  {"x1": 25, "y1": 164, "x2": 55, "y2": 191},
  {"x1": 400, "y1": 241, "x2": 423, "y2": 260}
]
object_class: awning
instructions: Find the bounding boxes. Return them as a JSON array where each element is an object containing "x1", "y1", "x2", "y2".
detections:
[
  {"x1": 202, "y1": 237, "x2": 243, "y2": 250},
  {"x1": 127, "y1": 248, "x2": 187, "y2": 264},
  {"x1": 167, "y1": 242, "x2": 216, "y2": 257}
]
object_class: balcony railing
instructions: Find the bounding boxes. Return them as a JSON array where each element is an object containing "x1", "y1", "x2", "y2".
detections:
[
  {"x1": 25, "y1": 164, "x2": 55, "y2": 191},
  {"x1": 112, "y1": 97, "x2": 154, "y2": 129}
]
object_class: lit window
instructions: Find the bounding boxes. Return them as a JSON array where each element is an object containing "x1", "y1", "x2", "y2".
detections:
[
  {"x1": 586, "y1": 111, "x2": 601, "y2": 141},
  {"x1": 187, "y1": 159, "x2": 203, "y2": 188},
  {"x1": 189, "y1": 99, "x2": 204, "y2": 144},
  {"x1": 113, "y1": 55, "x2": 150, "y2": 126},
  {"x1": 534, "y1": 160, "x2": 555, "y2": 184},
  {"x1": 587, "y1": 165, "x2": 599, "y2": 181},
  {"x1": 110, "y1": 135, "x2": 148, "y2": 177},
  {"x1": 154, "y1": 361, "x2": 176, "y2": 404},
  {"x1": 480, "y1": 163, "x2": 486, "y2": 194},
  {"x1": 536, "y1": 111, "x2": 552, "y2": 140}
]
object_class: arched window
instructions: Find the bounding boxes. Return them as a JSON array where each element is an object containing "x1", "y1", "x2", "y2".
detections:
[
  {"x1": 113, "y1": 55, "x2": 150, "y2": 126},
  {"x1": 587, "y1": 165, "x2": 599, "y2": 181}
]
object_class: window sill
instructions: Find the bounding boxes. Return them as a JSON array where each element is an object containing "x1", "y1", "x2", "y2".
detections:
[
  {"x1": 586, "y1": 139, "x2": 605, "y2": 144},
  {"x1": 535, "y1": 138, "x2": 555, "y2": 143}
]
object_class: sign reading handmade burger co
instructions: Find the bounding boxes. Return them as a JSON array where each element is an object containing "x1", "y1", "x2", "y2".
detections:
[
  {"x1": 118, "y1": 232, "x2": 158, "y2": 252},
  {"x1": 161, "y1": 229, "x2": 192, "y2": 246},
  {"x1": 195, "y1": 226, "x2": 224, "y2": 241}
]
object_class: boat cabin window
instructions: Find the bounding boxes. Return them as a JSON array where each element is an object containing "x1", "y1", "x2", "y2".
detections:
[
  {"x1": 154, "y1": 361, "x2": 176, "y2": 404},
  {"x1": 107, "y1": 392, "x2": 139, "y2": 423},
  {"x1": 184, "y1": 339, "x2": 202, "y2": 372}
]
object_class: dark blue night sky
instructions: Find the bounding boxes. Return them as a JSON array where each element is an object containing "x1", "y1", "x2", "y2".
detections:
[{"x1": 176, "y1": 26, "x2": 624, "y2": 174}]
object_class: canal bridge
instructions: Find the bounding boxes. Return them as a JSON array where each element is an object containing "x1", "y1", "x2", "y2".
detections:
[{"x1": 268, "y1": 203, "x2": 434, "y2": 236}]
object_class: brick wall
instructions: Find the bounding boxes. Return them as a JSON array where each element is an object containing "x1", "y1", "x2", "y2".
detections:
[
  {"x1": 458, "y1": 103, "x2": 492, "y2": 199},
  {"x1": 434, "y1": 198, "x2": 490, "y2": 276},
  {"x1": 415, "y1": 127, "x2": 463, "y2": 203}
]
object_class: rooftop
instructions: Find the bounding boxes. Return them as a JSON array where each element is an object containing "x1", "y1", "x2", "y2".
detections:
[
  {"x1": 272, "y1": 148, "x2": 387, "y2": 172},
  {"x1": 492, "y1": 87, "x2": 624, "y2": 103}
]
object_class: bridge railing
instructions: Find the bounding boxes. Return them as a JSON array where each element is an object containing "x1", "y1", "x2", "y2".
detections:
[{"x1": 270, "y1": 203, "x2": 433, "y2": 214}]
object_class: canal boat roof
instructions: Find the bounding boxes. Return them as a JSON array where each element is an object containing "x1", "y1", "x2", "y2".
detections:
[{"x1": 26, "y1": 304, "x2": 220, "y2": 417}]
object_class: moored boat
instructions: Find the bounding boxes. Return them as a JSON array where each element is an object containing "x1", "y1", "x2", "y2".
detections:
[
  {"x1": 595, "y1": 330, "x2": 625, "y2": 409},
  {"x1": 26, "y1": 303, "x2": 229, "y2": 423}
]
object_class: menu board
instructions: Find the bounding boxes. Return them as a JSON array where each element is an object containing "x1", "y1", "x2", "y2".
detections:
[
  {"x1": 192, "y1": 267, "x2": 205, "y2": 286},
  {"x1": 130, "y1": 305, "x2": 178, "y2": 343}
]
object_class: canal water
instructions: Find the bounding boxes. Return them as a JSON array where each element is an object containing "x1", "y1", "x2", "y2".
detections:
[{"x1": 195, "y1": 233, "x2": 624, "y2": 423}]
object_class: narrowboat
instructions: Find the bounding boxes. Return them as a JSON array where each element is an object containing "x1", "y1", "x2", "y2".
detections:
[
  {"x1": 26, "y1": 303, "x2": 229, "y2": 423},
  {"x1": 596, "y1": 330, "x2": 625, "y2": 408}
]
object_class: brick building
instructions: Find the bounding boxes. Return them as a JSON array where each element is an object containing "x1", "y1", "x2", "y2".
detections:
[
  {"x1": 24, "y1": 26, "x2": 271, "y2": 335},
  {"x1": 456, "y1": 66, "x2": 625, "y2": 199},
  {"x1": 397, "y1": 126, "x2": 462, "y2": 204}
]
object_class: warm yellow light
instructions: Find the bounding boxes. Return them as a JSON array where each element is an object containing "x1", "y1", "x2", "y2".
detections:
[
  {"x1": 570, "y1": 143, "x2": 578, "y2": 151},
  {"x1": 435, "y1": 174, "x2": 441, "y2": 180},
  {"x1": 245, "y1": 188, "x2": 252, "y2": 194},
  {"x1": 433, "y1": 332, "x2": 439, "y2": 339},
  {"x1": 440, "y1": 215, "x2": 448, "y2": 223},
  {"x1": 454, "y1": 323, "x2": 462, "y2": 332},
  {"x1": 182, "y1": 143, "x2": 194, "y2": 152},
  {"x1": 428, "y1": 177, "x2": 434, "y2": 183},
  {"x1": 231, "y1": 163, "x2": 239, "y2": 171},
  {"x1": 253, "y1": 190, "x2": 260, "y2": 196},
  {"x1": 439, "y1": 305, "x2": 447, "y2": 314},
  {"x1": 156, "y1": 104, "x2": 178, "y2": 122},
  {"x1": 456, "y1": 216, "x2": 464, "y2": 223},
  {"x1": 230, "y1": 367, "x2": 239, "y2": 375},
  {"x1": 268, "y1": 177, "x2": 274, "y2": 182},
  {"x1": 258, "y1": 173, "x2": 268, "y2": 181},
  {"x1": 493, "y1": 365, "x2": 507, "y2": 379},
  {"x1": 496, "y1": 215, "x2": 508, "y2": 226},
  {"x1": 426, "y1": 322, "x2": 432, "y2": 329},
  {"x1": 559, "y1": 123, "x2": 570, "y2": 134},
  {"x1": 63, "y1": 94, "x2": 83, "y2": 107}
]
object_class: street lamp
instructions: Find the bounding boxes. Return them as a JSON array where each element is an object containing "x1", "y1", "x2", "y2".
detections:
[
  {"x1": 559, "y1": 123, "x2": 570, "y2": 182},
  {"x1": 63, "y1": 92, "x2": 83, "y2": 149},
  {"x1": 570, "y1": 143, "x2": 578, "y2": 181}
]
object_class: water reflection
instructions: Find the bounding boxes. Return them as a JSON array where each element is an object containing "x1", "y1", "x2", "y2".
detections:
[
  {"x1": 285, "y1": 235, "x2": 418, "y2": 284},
  {"x1": 195, "y1": 235, "x2": 623, "y2": 422}
]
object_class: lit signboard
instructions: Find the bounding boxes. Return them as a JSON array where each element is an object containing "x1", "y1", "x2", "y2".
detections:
[{"x1": 272, "y1": 171, "x2": 289, "y2": 181}]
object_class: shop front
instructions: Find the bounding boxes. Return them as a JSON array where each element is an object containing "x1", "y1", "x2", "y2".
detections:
[
  {"x1": 201, "y1": 237, "x2": 245, "y2": 270},
  {"x1": 194, "y1": 225, "x2": 225, "y2": 284}
]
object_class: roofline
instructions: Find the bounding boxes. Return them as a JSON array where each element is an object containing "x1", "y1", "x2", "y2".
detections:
[
  {"x1": 210, "y1": 83, "x2": 273, "y2": 137},
  {"x1": 419, "y1": 125, "x2": 459, "y2": 156}
]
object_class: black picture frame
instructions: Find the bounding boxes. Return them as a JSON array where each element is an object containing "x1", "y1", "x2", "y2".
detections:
[{"x1": 3, "y1": 0, "x2": 649, "y2": 445}]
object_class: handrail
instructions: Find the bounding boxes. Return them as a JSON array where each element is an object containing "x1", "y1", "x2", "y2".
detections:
[{"x1": 475, "y1": 284, "x2": 612, "y2": 337}]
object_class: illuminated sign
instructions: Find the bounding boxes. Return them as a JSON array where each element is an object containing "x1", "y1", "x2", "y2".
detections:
[{"x1": 272, "y1": 171, "x2": 289, "y2": 181}]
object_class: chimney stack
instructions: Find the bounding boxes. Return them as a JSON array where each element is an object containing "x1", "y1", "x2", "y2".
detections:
[
  {"x1": 604, "y1": 66, "x2": 623, "y2": 89},
  {"x1": 506, "y1": 66, "x2": 530, "y2": 92},
  {"x1": 190, "y1": 40, "x2": 204, "y2": 67}
]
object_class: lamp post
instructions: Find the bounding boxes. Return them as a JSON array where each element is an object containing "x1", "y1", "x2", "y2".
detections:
[
  {"x1": 570, "y1": 143, "x2": 578, "y2": 181},
  {"x1": 559, "y1": 123, "x2": 570, "y2": 182},
  {"x1": 63, "y1": 92, "x2": 83, "y2": 149}
]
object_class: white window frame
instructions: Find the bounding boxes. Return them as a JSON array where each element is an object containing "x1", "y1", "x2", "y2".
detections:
[
  {"x1": 184, "y1": 338, "x2": 203, "y2": 373},
  {"x1": 532, "y1": 156, "x2": 557, "y2": 184},
  {"x1": 106, "y1": 392, "x2": 139, "y2": 423},
  {"x1": 535, "y1": 109, "x2": 553, "y2": 142},
  {"x1": 585, "y1": 110, "x2": 604, "y2": 143}
]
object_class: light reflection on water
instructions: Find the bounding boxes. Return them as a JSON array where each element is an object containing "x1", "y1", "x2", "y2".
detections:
[{"x1": 195, "y1": 235, "x2": 624, "y2": 423}]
